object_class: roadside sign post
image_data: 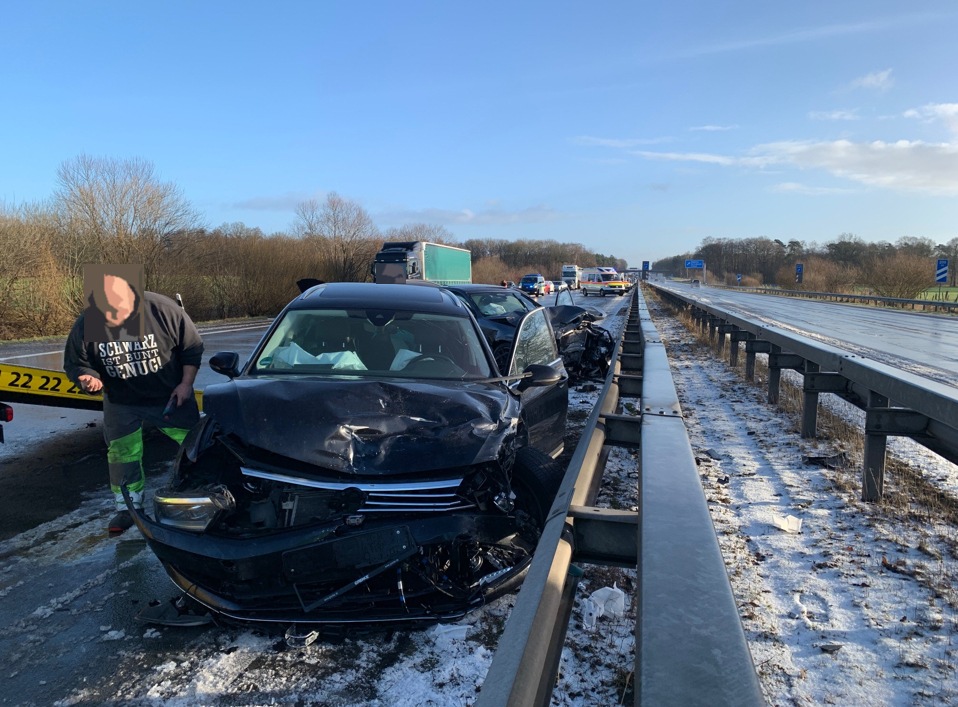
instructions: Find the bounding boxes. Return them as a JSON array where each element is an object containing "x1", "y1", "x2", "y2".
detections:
[
  {"x1": 685, "y1": 259, "x2": 706, "y2": 284},
  {"x1": 795, "y1": 263, "x2": 804, "y2": 284},
  {"x1": 937, "y1": 259, "x2": 948, "y2": 300}
]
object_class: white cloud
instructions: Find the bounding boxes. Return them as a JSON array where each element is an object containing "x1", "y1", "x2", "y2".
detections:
[
  {"x1": 635, "y1": 139, "x2": 958, "y2": 195},
  {"x1": 850, "y1": 69, "x2": 894, "y2": 92},
  {"x1": 572, "y1": 135, "x2": 670, "y2": 148},
  {"x1": 809, "y1": 109, "x2": 859, "y2": 121},
  {"x1": 632, "y1": 150, "x2": 737, "y2": 166},
  {"x1": 377, "y1": 204, "x2": 558, "y2": 226},
  {"x1": 667, "y1": 16, "x2": 936, "y2": 60},
  {"x1": 233, "y1": 191, "x2": 323, "y2": 211},
  {"x1": 771, "y1": 182, "x2": 857, "y2": 195},
  {"x1": 756, "y1": 139, "x2": 958, "y2": 194},
  {"x1": 690, "y1": 124, "x2": 739, "y2": 132},
  {"x1": 905, "y1": 103, "x2": 958, "y2": 134}
]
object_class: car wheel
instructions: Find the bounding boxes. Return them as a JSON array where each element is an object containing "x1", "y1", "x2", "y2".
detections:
[
  {"x1": 582, "y1": 289, "x2": 589, "y2": 297},
  {"x1": 511, "y1": 447, "x2": 565, "y2": 525},
  {"x1": 600, "y1": 289, "x2": 606, "y2": 297},
  {"x1": 457, "y1": 447, "x2": 564, "y2": 605}
]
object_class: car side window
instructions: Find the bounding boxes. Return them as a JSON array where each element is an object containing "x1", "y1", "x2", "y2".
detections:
[{"x1": 510, "y1": 309, "x2": 557, "y2": 376}]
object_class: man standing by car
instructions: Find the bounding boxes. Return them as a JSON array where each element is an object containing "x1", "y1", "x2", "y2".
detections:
[{"x1": 64, "y1": 266, "x2": 204, "y2": 535}]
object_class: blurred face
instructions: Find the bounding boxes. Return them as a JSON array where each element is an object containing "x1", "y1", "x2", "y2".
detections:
[{"x1": 101, "y1": 275, "x2": 136, "y2": 326}]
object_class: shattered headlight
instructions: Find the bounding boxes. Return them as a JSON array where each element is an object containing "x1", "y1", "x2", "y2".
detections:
[{"x1": 153, "y1": 484, "x2": 235, "y2": 532}]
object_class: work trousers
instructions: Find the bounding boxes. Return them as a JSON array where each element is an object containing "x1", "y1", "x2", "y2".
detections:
[{"x1": 102, "y1": 394, "x2": 200, "y2": 510}]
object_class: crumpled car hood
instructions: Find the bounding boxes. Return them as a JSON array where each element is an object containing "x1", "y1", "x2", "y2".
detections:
[{"x1": 203, "y1": 377, "x2": 519, "y2": 476}]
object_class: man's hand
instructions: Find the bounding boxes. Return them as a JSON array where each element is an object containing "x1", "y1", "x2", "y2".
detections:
[
  {"x1": 169, "y1": 382, "x2": 194, "y2": 407},
  {"x1": 77, "y1": 374, "x2": 103, "y2": 394}
]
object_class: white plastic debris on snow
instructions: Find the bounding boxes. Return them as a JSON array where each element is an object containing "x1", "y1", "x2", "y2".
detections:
[
  {"x1": 771, "y1": 514, "x2": 802, "y2": 533},
  {"x1": 581, "y1": 584, "x2": 628, "y2": 631}
]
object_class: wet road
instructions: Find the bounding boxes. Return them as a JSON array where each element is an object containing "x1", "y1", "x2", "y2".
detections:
[{"x1": 655, "y1": 282, "x2": 958, "y2": 390}]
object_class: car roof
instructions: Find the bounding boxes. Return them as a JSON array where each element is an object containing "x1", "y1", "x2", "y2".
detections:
[
  {"x1": 291, "y1": 282, "x2": 468, "y2": 316},
  {"x1": 444, "y1": 283, "x2": 517, "y2": 294}
]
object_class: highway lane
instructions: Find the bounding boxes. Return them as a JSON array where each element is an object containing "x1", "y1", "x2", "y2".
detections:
[{"x1": 655, "y1": 282, "x2": 958, "y2": 389}]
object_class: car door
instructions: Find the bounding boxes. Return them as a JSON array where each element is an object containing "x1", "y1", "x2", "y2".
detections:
[{"x1": 507, "y1": 308, "x2": 568, "y2": 457}]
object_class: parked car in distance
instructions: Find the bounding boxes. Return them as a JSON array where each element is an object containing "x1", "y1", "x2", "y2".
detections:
[
  {"x1": 552, "y1": 280, "x2": 569, "y2": 293},
  {"x1": 131, "y1": 282, "x2": 569, "y2": 630},
  {"x1": 519, "y1": 273, "x2": 548, "y2": 297}
]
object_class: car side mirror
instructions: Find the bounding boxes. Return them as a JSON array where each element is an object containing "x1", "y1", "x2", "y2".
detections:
[
  {"x1": 517, "y1": 363, "x2": 561, "y2": 392},
  {"x1": 209, "y1": 351, "x2": 240, "y2": 379}
]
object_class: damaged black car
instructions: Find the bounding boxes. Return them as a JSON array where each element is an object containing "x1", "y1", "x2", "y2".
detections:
[
  {"x1": 130, "y1": 282, "x2": 569, "y2": 629},
  {"x1": 432, "y1": 284, "x2": 615, "y2": 382}
]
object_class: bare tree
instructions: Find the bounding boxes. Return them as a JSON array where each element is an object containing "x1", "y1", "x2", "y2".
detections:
[
  {"x1": 860, "y1": 252, "x2": 935, "y2": 299},
  {"x1": 0, "y1": 203, "x2": 75, "y2": 336},
  {"x1": 53, "y1": 155, "x2": 201, "y2": 286},
  {"x1": 294, "y1": 193, "x2": 380, "y2": 282},
  {"x1": 382, "y1": 223, "x2": 455, "y2": 244}
]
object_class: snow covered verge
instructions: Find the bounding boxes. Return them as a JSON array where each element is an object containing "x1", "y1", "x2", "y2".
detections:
[{"x1": 647, "y1": 292, "x2": 958, "y2": 706}]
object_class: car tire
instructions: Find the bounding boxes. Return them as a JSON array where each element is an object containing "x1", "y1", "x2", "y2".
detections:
[
  {"x1": 511, "y1": 447, "x2": 565, "y2": 525},
  {"x1": 582, "y1": 289, "x2": 589, "y2": 297},
  {"x1": 600, "y1": 289, "x2": 606, "y2": 297},
  {"x1": 463, "y1": 447, "x2": 565, "y2": 606}
]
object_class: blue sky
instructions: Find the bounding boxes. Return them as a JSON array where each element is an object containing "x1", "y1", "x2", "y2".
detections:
[{"x1": 2, "y1": 1, "x2": 957, "y2": 265}]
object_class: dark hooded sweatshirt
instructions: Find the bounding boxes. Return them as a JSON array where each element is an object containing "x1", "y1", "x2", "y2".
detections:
[{"x1": 64, "y1": 292, "x2": 204, "y2": 405}]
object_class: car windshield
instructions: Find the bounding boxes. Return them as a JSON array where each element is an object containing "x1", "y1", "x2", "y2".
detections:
[
  {"x1": 253, "y1": 308, "x2": 494, "y2": 379},
  {"x1": 465, "y1": 291, "x2": 536, "y2": 317}
]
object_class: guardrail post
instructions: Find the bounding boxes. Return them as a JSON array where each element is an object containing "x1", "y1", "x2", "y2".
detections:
[
  {"x1": 744, "y1": 339, "x2": 772, "y2": 382},
  {"x1": 729, "y1": 330, "x2": 750, "y2": 368},
  {"x1": 767, "y1": 344, "x2": 782, "y2": 404},
  {"x1": 716, "y1": 323, "x2": 735, "y2": 355},
  {"x1": 801, "y1": 361, "x2": 820, "y2": 438},
  {"x1": 863, "y1": 391, "x2": 889, "y2": 501}
]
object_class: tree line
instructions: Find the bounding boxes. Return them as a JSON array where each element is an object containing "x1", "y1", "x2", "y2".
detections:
[
  {"x1": 0, "y1": 155, "x2": 626, "y2": 340},
  {"x1": 654, "y1": 233, "x2": 958, "y2": 299}
]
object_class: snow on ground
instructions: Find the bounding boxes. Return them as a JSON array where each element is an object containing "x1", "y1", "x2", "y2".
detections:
[{"x1": 648, "y1": 294, "x2": 958, "y2": 706}]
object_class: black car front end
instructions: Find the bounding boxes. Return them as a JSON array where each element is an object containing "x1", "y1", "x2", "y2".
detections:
[{"x1": 130, "y1": 379, "x2": 546, "y2": 627}]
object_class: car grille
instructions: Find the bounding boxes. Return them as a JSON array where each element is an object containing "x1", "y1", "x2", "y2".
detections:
[{"x1": 239, "y1": 466, "x2": 473, "y2": 514}]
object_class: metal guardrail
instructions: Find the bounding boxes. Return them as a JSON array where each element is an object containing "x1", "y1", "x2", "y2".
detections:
[
  {"x1": 650, "y1": 283, "x2": 958, "y2": 502},
  {"x1": 478, "y1": 287, "x2": 764, "y2": 706},
  {"x1": 726, "y1": 285, "x2": 958, "y2": 313}
]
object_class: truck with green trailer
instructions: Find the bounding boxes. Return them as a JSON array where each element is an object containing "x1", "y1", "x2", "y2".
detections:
[{"x1": 372, "y1": 241, "x2": 472, "y2": 285}]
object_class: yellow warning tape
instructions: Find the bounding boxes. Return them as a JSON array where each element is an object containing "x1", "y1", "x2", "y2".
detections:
[
  {"x1": 0, "y1": 363, "x2": 89, "y2": 401},
  {"x1": 0, "y1": 362, "x2": 203, "y2": 411}
]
